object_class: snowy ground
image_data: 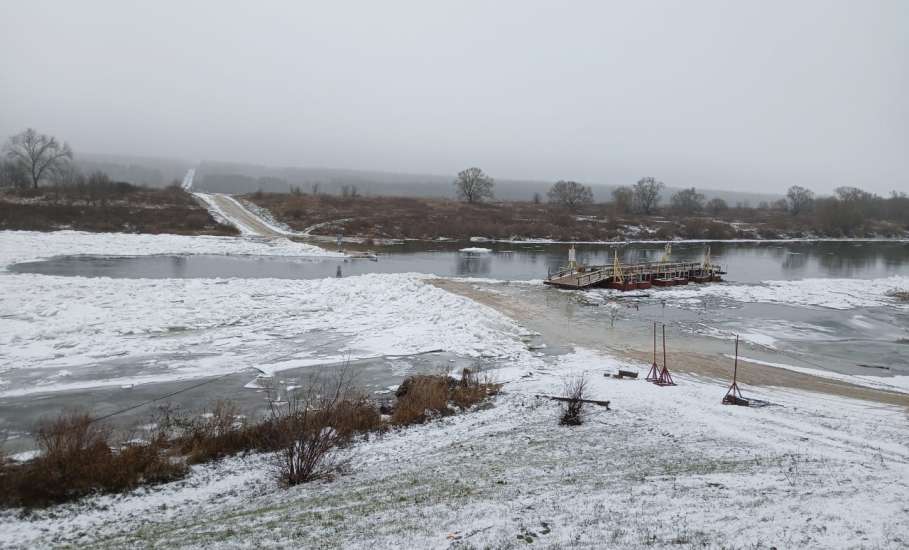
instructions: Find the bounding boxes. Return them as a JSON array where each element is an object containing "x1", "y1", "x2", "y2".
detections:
[
  {"x1": 0, "y1": 230, "x2": 340, "y2": 271},
  {"x1": 583, "y1": 276, "x2": 909, "y2": 311},
  {"x1": 2, "y1": 230, "x2": 908, "y2": 548},
  {"x1": 652, "y1": 276, "x2": 909, "y2": 310},
  {"x1": 0, "y1": 232, "x2": 532, "y2": 398},
  {"x1": 1, "y1": 349, "x2": 907, "y2": 549}
]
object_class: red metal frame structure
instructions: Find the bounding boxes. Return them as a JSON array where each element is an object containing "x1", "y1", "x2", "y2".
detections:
[
  {"x1": 723, "y1": 335, "x2": 749, "y2": 405},
  {"x1": 655, "y1": 324, "x2": 676, "y2": 386},
  {"x1": 646, "y1": 322, "x2": 661, "y2": 382}
]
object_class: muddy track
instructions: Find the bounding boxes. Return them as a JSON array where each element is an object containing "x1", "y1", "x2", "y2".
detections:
[
  {"x1": 432, "y1": 278, "x2": 909, "y2": 408},
  {"x1": 207, "y1": 194, "x2": 285, "y2": 237}
]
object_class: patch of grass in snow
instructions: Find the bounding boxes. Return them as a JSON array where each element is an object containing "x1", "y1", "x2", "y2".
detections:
[
  {"x1": 94, "y1": 473, "x2": 483, "y2": 548},
  {"x1": 392, "y1": 369, "x2": 500, "y2": 426}
]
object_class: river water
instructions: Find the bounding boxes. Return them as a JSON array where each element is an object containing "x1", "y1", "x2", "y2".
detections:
[
  {"x1": 10, "y1": 240, "x2": 909, "y2": 282},
  {"x1": 3, "y1": 240, "x2": 907, "y2": 453}
]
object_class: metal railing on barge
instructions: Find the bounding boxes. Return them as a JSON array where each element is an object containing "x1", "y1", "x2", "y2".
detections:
[{"x1": 545, "y1": 260, "x2": 726, "y2": 290}]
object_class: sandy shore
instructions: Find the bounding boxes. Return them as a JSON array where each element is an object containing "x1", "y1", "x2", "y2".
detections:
[{"x1": 433, "y1": 278, "x2": 909, "y2": 408}]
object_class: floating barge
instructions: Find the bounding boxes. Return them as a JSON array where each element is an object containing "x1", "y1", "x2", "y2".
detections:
[{"x1": 544, "y1": 246, "x2": 726, "y2": 291}]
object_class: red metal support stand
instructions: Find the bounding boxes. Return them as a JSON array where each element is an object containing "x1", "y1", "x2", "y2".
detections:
[
  {"x1": 655, "y1": 324, "x2": 676, "y2": 386},
  {"x1": 645, "y1": 322, "x2": 660, "y2": 382},
  {"x1": 723, "y1": 335, "x2": 749, "y2": 405}
]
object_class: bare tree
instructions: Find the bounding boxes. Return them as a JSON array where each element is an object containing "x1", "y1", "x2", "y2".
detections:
[
  {"x1": 0, "y1": 160, "x2": 30, "y2": 189},
  {"x1": 834, "y1": 186, "x2": 873, "y2": 203},
  {"x1": 670, "y1": 187, "x2": 705, "y2": 214},
  {"x1": 611, "y1": 186, "x2": 633, "y2": 213},
  {"x1": 786, "y1": 185, "x2": 814, "y2": 216},
  {"x1": 547, "y1": 180, "x2": 593, "y2": 209},
  {"x1": 705, "y1": 197, "x2": 728, "y2": 216},
  {"x1": 4, "y1": 129, "x2": 73, "y2": 189},
  {"x1": 454, "y1": 167, "x2": 494, "y2": 203},
  {"x1": 632, "y1": 177, "x2": 664, "y2": 214}
]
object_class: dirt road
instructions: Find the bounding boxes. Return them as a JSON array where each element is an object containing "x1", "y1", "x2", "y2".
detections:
[
  {"x1": 198, "y1": 194, "x2": 286, "y2": 237},
  {"x1": 433, "y1": 278, "x2": 909, "y2": 408}
]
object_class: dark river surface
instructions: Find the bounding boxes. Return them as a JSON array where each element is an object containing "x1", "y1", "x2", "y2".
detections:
[
  {"x1": 2, "y1": 240, "x2": 907, "y2": 454},
  {"x1": 10, "y1": 240, "x2": 909, "y2": 282}
]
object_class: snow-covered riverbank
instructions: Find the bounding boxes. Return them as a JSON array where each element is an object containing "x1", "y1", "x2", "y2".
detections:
[
  {"x1": 2, "y1": 230, "x2": 908, "y2": 548},
  {"x1": 2, "y1": 348, "x2": 907, "y2": 549},
  {"x1": 0, "y1": 230, "x2": 342, "y2": 271}
]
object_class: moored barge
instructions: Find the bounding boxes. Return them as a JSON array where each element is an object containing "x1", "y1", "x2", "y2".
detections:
[{"x1": 544, "y1": 246, "x2": 726, "y2": 291}]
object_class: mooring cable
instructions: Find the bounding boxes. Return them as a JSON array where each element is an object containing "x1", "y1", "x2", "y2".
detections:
[{"x1": 89, "y1": 368, "x2": 257, "y2": 425}]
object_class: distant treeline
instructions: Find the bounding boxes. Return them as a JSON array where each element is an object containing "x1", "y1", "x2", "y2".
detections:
[
  {"x1": 193, "y1": 164, "x2": 778, "y2": 207},
  {"x1": 606, "y1": 180, "x2": 909, "y2": 237}
]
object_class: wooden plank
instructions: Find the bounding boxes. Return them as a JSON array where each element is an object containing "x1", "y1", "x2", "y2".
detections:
[{"x1": 536, "y1": 395, "x2": 611, "y2": 409}]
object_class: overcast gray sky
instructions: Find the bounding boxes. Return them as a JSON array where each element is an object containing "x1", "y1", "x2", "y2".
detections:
[{"x1": 2, "y1": 1, "x2": 907, "y2": 194}]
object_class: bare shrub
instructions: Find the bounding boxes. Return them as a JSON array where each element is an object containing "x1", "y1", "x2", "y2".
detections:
[
  {"x1": 330, "y1": 396, "x2": 385, "y2": 438},
  {"x1": 175, "y1": 400, "x2": 255, "y2": 464},
  {"x1": 272, "y1": 366, "x2": 379, "y2": 485},
  {"x1": 559, "y1": 374, "x2": 589, "y2": 426},
  {"x1": 0, "y1": 410, "x2": 185, "y2": 508},
  {"x1": 886, "y1": 289, "x2": 909, "y2": 302},
  {"x1": 24, "y1": 411, "x2": 115, "y2": 502}
]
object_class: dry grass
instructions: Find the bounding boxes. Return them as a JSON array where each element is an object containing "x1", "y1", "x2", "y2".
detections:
[
  {"x1": 0, "y1": 184, "x2": 237, "y2": 235},
  {"x1": 247, "y1": 193, "x2": 624, "y2": 241},
  {"x1": 170, "y1": 401, "x2": 260, "y2": 464},
  {"x1": 246, "y1": 191, "x2": 909, "y2": 241},
  {"x1": 392, "y1": 375, "x2": 452, "y2": 425},
  {"x1": 0, "y1": 367, "x2": 499, "y2": 508},
  {"x1": 0, "y1": 411, "x2": 186, "y2": 508},
  {"x1": 451, "y1": 368, "x2": 501, "y2": 409},
  {"x1": 392, "y1": 369, "x2": 500, "y2": 425},
  {"x1": 886, "y1": 289, "x2": 909, "y2": 302}
]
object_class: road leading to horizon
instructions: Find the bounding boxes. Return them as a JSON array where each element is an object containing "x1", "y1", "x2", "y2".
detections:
[
  {"x1": 200, "y1": 193, "x2": 287, "y2": 237},
  {"x1": 182, "y1": 167, "x2": 289, "y2": 237}
]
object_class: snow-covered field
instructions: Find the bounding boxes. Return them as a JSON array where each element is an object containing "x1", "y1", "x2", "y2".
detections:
[{"x1": 2, "y1": 348, "x2": 907, "y2": 549}]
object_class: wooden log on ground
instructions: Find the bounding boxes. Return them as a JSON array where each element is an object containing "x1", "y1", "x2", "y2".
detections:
[
  {"x1": 610, "y1": 370, "x2": 638, "y2": 379},
  {"x1": 536, "y1": 395, "x2": 610, "y2": 409}
]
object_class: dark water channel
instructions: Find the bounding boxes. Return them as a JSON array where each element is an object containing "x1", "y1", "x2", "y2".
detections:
[{"x1": 11, "y1": 240, "x2": 909, "y2": 283}]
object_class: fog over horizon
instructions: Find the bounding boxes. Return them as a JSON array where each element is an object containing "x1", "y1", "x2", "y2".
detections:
[{"x1": 2, "y1": 1, "x2": 907, "y2": 195}]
